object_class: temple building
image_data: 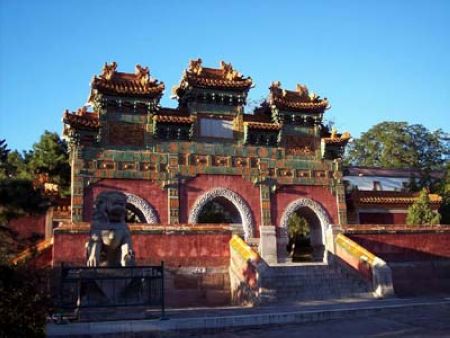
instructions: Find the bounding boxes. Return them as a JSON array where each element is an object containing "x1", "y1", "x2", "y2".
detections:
[
  {"x1": 344, "y1": 167, "x2": 442, "y2": 224},
  {"x1": 60, "y1": 58, "x2": 351, "y2": 265},
  {"x1": 32, "y1": 58, "x2": 447, "y2": 307}
]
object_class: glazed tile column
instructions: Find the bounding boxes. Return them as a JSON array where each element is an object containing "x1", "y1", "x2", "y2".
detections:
[
  {"x1": 167, "y1": 154, "x2": 180, "y2": 224},
  {"x1": 70, "y1": 145, "x2": 85, "y2": 222},
  {"x1": 336, "y1": 183, "x2": 347, "y2": 225},
  {"x1": 168, "y1": 184, "x2": 179, "y2": 224},
  {"x1": 258, "y1": 184, "x2": 278, "y2": 264}
]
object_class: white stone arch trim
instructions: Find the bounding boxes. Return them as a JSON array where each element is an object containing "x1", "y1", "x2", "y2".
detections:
[
  {"x1": 124, "y1": 192, "x2": 159, "y2": 224},
  {"x1": 279, "y1": 198, "x2": 331, "y2": 244},
  {"x1": 188, "y1": 187, "x2": 255, "y2": 240}
]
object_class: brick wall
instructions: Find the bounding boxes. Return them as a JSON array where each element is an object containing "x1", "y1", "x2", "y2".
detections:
[
  {"x1": 359, "y1": 212, "x2": 407, "y2": 224},
  {"x1": 180, "y1": 174, "x2": 261, "y2": 228},
  {"x1": 52, "y1": 224, "x2": 232, "y2": 307},
  {"x1": 53, "y1": 224, "x2": 231, "y2": 267},
  {"x1": 347, "y1": 229, "x2": 450, "y2": 296},
  {"x1": 347, "y1": 231, "x2": 450, "y2": 262},
  {"x1": 83, "y1": 179, "x2": 167, "y2": 223},
  {"x1": 273, "y1": 185, "x2": 338, "y2": 226},
  {"x1": 8, "y1": 213, "x2": 46, "y2": 240}
]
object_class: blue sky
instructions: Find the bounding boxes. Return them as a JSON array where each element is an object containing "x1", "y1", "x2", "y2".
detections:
[{"x1": 1, "y1": 0, "x2": 449, "y2": 151}]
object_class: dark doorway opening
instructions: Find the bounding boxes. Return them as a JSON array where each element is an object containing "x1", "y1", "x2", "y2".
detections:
[
  {"x1": 126, "y1": 203, "x2": 146, "y2": 223},
  {"x1": 198, "y1": 197, "x2": 242, "y2": 224},
  {"x1": 286, "y1": 207, "x2": 324, "y2": 262}
]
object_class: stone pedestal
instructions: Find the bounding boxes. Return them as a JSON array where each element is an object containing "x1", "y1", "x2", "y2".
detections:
[
  {"x1": 259, "y1": 225, "x2": 278, "y2": 264},
  {"x1": 325, "y1": 224, "x2": 342, "y2": 255}
]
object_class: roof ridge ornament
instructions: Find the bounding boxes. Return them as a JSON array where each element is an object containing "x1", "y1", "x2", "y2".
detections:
[
  {"x1": 188, "y1": 58, "x2": 203, "y2": 75},
  {"x1": 220, "y1": 60, "x2": 241, "y2": 80},
  {"x1": 296, "y1": 84, "x2": 309, "y2": 98},
  {"x1": 101, "y1": 61, "x2": 117, "y2": 80},
  {"x1": 135, "y1": 64, "x2": 150, "y2": 86}
]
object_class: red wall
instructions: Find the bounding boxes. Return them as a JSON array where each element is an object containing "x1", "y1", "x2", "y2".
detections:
[
  {"x1": 8, "y1": 214, "x2": 46, "y2": 240},
  {"x1": 273, "y1": 185, "x2": 338, "y2": 226},
  {"x1": 53, "y1": 228, "x2": 231, "y2": 268},
  {"x1": 359, "y1": 212, "x2": 407, "y2": 224},
  {"x1": 348, "y1": 232, "x2": 450, "y2": 262},
  {"x1": 82, "y1": 176, "x2": 339, "y2": 236},
  {"x1": 180, "y1": 174, "x2": 261, "y2": 229},
  {"x1": 84, "y1": 179, "x2": 167, "y2": 223}
]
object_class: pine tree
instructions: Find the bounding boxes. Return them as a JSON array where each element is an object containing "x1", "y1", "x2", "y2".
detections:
[{"x1": 406, "y1": 189, "x2": 441, "y2": 226}]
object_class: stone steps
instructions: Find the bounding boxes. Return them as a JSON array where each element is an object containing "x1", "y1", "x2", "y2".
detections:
[{"x1": 259, "y1": 261, "x2": 373, "y2": 303}]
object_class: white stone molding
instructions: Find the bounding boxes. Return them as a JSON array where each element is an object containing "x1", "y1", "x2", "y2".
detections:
[
  {"x1": 188, "y1": 187, "x2": 255, "y2": 240},
  {"x1": 124, "y1": 192, "x2": 159, "y2": 224}
]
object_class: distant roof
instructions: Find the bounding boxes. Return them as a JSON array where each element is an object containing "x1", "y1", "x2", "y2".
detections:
[
  {"x1": 351, "y1": 190, "x2": 442, "y2": 206},
  {"x1": 344, "y1": 167, "x2": 444, "y2": 179}
]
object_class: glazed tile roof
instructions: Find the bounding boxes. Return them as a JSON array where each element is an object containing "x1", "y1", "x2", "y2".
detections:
[
  {"x1": 62, "y1": 108, "x2": 99, "y2": 130},
  {"x1": 245, "y1": 121, "x2": 281, "y2": 131},
  {"x1": 153, "y1": 114, "x2": 194, "y2": 124},
  {"x1": 174, "y1": 59, "x2": 253, "y2": 95},
  {"x1": 269, "y1": 82, "x2": 329, "y2": 112},
  {"x1": 90, "y1": 62, "x2": 165, "y2": 98},
  {"x1": 352, "y1": 191, "x2": 442, "y2": 205}
]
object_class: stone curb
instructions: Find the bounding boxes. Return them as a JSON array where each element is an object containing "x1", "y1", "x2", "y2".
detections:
[{"x1": 47, "y1": 299, "x2": 450, "y2": 337}]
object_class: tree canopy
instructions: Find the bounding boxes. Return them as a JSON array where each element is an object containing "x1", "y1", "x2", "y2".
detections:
[
  {"x1": 406, "y1": 189, "x2": 441, "y2": 226},
  {"x1": 345, "y1": 122, "x2": 446, "y2": 171},
  {"x1": 0, "y1": 132, "x2": 70, "y2": 224},
  {"x1": 28, "y1": 131, "x2": 71, "y2": 191}
]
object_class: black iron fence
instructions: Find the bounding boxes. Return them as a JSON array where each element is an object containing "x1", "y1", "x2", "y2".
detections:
[{"x1": 58, "y1": 262, "x2": 165, "y2": 319}]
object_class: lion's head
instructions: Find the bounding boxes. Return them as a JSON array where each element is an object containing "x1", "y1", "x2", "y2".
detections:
[{"x1": 92, "y1": 191, "x2": 127, "y2": 226}]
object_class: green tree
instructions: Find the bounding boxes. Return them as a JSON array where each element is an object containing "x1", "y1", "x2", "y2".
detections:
[
  {"x1": 27, "y1": 131, "x2": 70, "y2": 194},
  {"x1": 406, "y1": 189, "x2": 441, "y2": 226},
  {"x1": 0, "y1": 179, "x2": 48, "y2": 225},
  {"x1": 287, "y1": 213, "x2": 310, "y2": 238},
  {"x1": 437, "y1": 162, "x2": 450, "y2": 224},
  {"x1": 345, "y1": 122, "x2": 445, "y2": 173}
]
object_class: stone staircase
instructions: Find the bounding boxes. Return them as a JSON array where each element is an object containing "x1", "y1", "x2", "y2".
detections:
[{"x1": 259, "y1": 259, "x2": 374, "y2": 303}]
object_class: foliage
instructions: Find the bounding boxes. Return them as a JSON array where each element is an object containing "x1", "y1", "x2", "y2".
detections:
[
  {"x1": 437, "y1": 162, "x2": 450, "y2": 224},
  {"x1": 0, "y1": 139, "x2": 10, "y2": 171},
  {"x1": 0, "y1": 179, "x2": 48, "y2": 225},
  {"x1": 345, "y1": 122, "x2": 445, "y2": 178},
  {"x1": 28, "y1": 131, "x2": 71, "y2": 194},
  {"x1": 198, "y1": 200, "x2": 238, "y2": 223},
  {"x1": 0, "y1": 262, "x2": 53, "y2": 338},
  {"x1": 406, "y1": 189, "x2": 441, "y2": 226},
  {"x1": 0, "y1": 132, "x2": 70, "y2": 224},
  {"x1": 287, "y1": 213, "x2": 310, "y2": 238}
]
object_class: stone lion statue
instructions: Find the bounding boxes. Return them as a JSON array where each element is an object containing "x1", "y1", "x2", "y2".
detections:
[{"x1": 86, "y1": 191, "x2": 135, "y2": 267}]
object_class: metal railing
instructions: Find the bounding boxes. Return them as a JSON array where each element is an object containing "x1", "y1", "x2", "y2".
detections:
[{"x1": 58, "y1": 262, "x2": 165, "y2": 319}]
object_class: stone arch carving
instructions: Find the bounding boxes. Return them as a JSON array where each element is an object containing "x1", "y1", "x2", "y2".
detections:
[
  {"x1": 279, "y1": 198, "x2": 331, "y2": 246},
  {"x1": 124, "y1": 192, "x2": 159, "y2": 224},
  {"x1": 188, "y1": 187, "x2": 255, "y2": 240}
]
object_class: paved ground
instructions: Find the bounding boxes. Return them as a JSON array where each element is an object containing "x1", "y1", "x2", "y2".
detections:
[
  {"x1": 178, "y1": 305, "x2": 450, "y2": 338},
  {"x1": 47, "y1": 297, "x2": 450, "y2": 337}
]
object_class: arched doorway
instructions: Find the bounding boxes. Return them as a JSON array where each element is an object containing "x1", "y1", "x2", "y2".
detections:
[
  {"x1": 279, "y1": 198, "x2": 331, "y2": 262},
  {"x1": 188, "y1": 187, "x2": 255, "y2": 240},
  {"x1": 197, "y1": 196, "x2": 242, "y2": 224},
  {"x1": 124, "y1": 193, "x2": 159, "y2": 224}
]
